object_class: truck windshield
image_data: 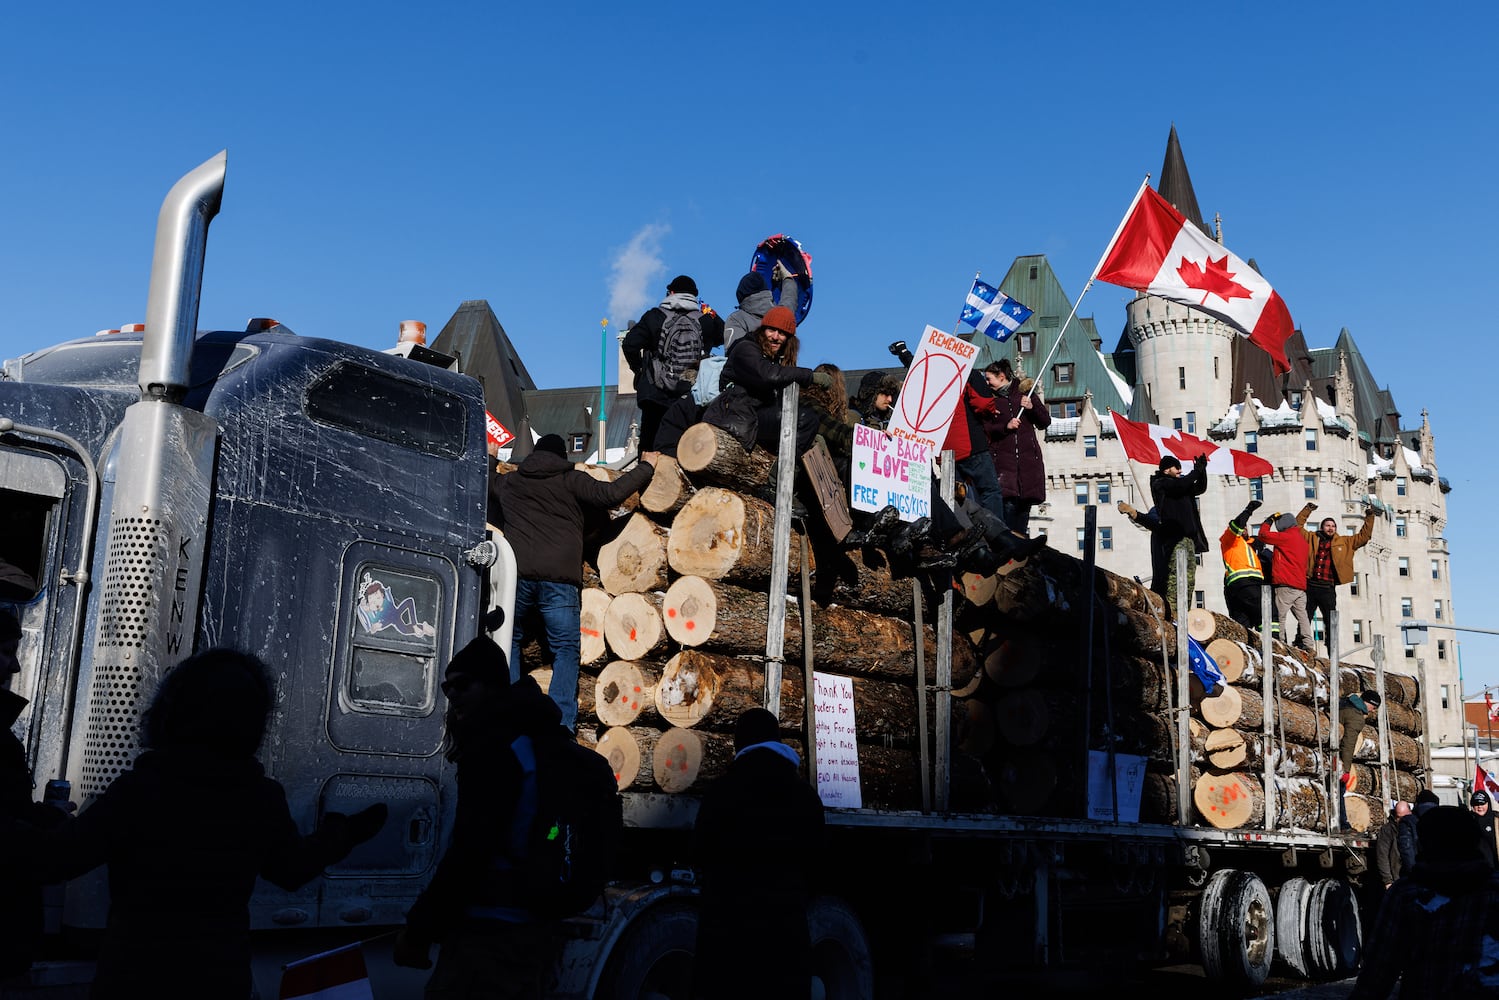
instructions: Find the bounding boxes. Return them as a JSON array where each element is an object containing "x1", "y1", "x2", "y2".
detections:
[
  {"x1": 12, "y1": 340, "x2": 257, "y2": 389},
  {"x1": 0, "y1": 486, "x2": 56, "y2": 602}
]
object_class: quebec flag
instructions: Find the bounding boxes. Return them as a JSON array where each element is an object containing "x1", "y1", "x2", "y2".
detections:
[
  {"x1": 1186, "y1": 635, "x2": 1225, "y2": 693},
  {"x1": 960, "y1": 278, "x2": 1034, "y2": 342}
]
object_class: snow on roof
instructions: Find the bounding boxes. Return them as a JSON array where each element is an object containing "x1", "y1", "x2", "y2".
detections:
[
  {"x1": 1210, "y1": 395, "x2": 1353, "y2": 436},
  {"x1": 1098, "y1": 349, "x2": 1133, "y2": 406},
  {"x1": 1403, "y1": 444, "x2": 1427, "y2": 474},
  {"x1": 1045, "y1": 416, "x2": 1081, "y2": 438}
]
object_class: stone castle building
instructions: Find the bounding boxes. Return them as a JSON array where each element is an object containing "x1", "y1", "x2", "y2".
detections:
[{"x1": 966, "y1": 127, "x2": 1463, "y2": 751}]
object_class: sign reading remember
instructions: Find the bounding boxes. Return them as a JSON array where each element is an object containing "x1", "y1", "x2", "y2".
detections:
[
  {"x1": 813, "y1": 672, "x2": 862, "y2": 809},
  {"x1": 886, "y1": 324, "x2": 979, "y2": 454},
  {"x1": 849, "y1": 425, "x2": 931, "y2": 521}
]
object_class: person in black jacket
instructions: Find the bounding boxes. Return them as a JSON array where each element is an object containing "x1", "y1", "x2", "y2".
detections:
[
  {"x1": 1400, "y1": 789, "x2": 1440, "y2": 871},
  {"x1": 1149, "y1": 453, "x2": 1210, "y2": 620},
  {"x1": 395, "y1": 632, "x2": 574, "y2": 996},
  {"x1": 11, "y1": 648, "x2": 385, "y2": 999},
  {"x1": 691, "y1": 708, "x2": 826, "y2": 1000},
  {"x1": 622, "y1": 275, "x2": 725, "y2": 450},
  {"x1": 489, "y1": 434, "x2": 656, "y2": 730},
  {"x1": 720, "y1": 304, "x2": 830, "y2": 459},
  {"x1": 1376, "y1": 800, "x2": 1411, "y2": 891}
]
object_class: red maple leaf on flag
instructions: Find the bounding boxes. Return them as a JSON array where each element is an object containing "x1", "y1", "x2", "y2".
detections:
[{"x1": 1177, "y1": 255, "x2": 1253, "y2": 305}]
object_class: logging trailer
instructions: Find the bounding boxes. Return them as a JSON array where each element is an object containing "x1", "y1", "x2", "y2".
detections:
[{"x1": 0, "y1": 154, "x2": 1421, "y2": 997}]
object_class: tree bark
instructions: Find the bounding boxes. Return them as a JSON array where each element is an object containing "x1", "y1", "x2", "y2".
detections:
[
  {"x1": 810, "y1": 548, "x2": 923, "y2": 619},
  {"x1": 675, "y1": 423, "x2": 774, "y2": 490},
  {"x1": 665, "y1": 487, "x2": 803, "y2": 587}
]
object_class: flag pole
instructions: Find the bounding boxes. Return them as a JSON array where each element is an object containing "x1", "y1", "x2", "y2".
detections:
[
  {"x1": 598, "y1": 319, "x2": 609, "y2": 464},
  {"x1": 952, "y1": 271, "x2": 980, "y2": 337},
  {"x1": 1028, "y1": 174, "x2": 1152, "y2": 400}
]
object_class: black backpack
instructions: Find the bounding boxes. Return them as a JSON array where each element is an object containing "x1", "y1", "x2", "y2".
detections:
[
  {"x1": 511, "y1": 733, "x2": 623, "y2": 919},
  {"x1": 646, "y1": 309, "x2": 704, "y2": 391}
]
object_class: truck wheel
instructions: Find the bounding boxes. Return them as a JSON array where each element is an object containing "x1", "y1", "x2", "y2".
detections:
[
  {"x1": 1197, "y1": 870, "x2": 1275, "y2": 986},
  {"x1": 1306, "y1": 878, "x2": 1362, "y2": 978},
  {"x1": 807, "y1": 896, "x2": 874, "y2": 1000},
  {"x1": 1273, "y1": 877, "x2": 1312, "y2": 978},
  {"x1": 596, "y1": 902, "x2": 698, "y2": 1000}
]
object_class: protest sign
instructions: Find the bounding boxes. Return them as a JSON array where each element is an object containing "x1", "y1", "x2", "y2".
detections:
[
  {"x1": 849, "y1": 424, "x2": 931, "y2": 521},
  {"x1": 813, "y1": 672, "x2": 862, "y2": 809},
  {"x1": 886, "y1": 325, "x2": 979, "y2": 453}
]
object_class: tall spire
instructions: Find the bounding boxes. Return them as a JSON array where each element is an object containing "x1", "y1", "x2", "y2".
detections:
[{"x1": 1158, "y1": 124, "x2": 1210, "y2": 235}]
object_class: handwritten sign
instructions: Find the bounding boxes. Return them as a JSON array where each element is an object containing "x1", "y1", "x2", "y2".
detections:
[
  {"x1": 887, "y1": 325, "x2": 978, "y2": 453},
  {"x1": 813, "y1": 672, "x2": 862, "y2": 809},
  {"x1": 849, "y1": 424, "x2": 931, "y2": 522},
  {"x1": 1086, "y1": 750, "x2": 1147, "y2": 823}
]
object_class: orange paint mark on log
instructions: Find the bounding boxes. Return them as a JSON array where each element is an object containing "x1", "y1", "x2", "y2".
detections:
[
  {"x1": 666, "y1": 608, "x2": 677, "y2": 618},
  {"x1": 629, "y1": 628, "x2": 638, "y2": 641},
  {"x1": 686, "y1": 620, "x2": 696, "y2": 630},
  {"x1": 581, "y1": 628, "x2": 601, "y2": 637}
]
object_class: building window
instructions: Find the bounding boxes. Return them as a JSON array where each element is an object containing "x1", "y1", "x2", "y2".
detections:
[
  {"x1": 1398, "y1": 557, "x2": 1409, "y2": 577},
  {"x1": 1173, "y1": 418, "x2": 1183, "y2": 432},
  {"x1": 1076, "y1": 528, "x2": 1087, "y2": 553},
  {"x1": 1289, "y1": 391, "x2": 1303, "y2": 409},
  {"x1": 1303, "y1": 476, "x2": 1317, "y2": 499},
  {"x1": 1178, "y1": 367, "x2": 1186, "y2": 390},
  {"x1": 1441, "y1": 684, "x2": 1450, "y2": 709},
  {"x1": 1352, "y1": 619, "x2": 1364, "y2": 644},
  {"x1": 1100, "y1": 527, "x2": 1113, "y2": 550},
  {"x1": 1438, "y1": 639, "x2": 1447, "y2": 660},
  {"x1": 1305, "y1": 427, "x2": 1317, "y2": 451},
  {"x1": 1029, "y1": 265, "x2": 1038, "y2": 279},
  {"x1": 1064, "y1": 401, "x2": 1078, "y2": 418},
  {"x1": 1097, "y1": 482, "x2": 1112, "y2": 505},
  {"x1": 1395, "y1": 517, "x2": 1406, "y2": 538},
  {"x1": 1250, "y1": 478, "x2": 1264, "y2": 501},
  {"x1": 570, "y1": 433, "x2": 588, "y2": 453},
  {"x1": 1401, "y1": 597, "x2": 1413, "y2": 618},
  {"x1": 1075, "y1": 482, "x2": 1089, "y2": 505},
  {"x1": 1084, "y1": 434, "x2": 1097, "y2": 458},
  {"x1": 1434, "y1": 599, "x2": 1443, "y2": 620},
  {"x1": 1350, "y1": 574, "x2": 1360, "y2": 597},
  {"x1": 1245, "y1": 431, "x2": 1258, "y2": 454},
  {"x1": 1186, "y1": 412, "x2": 1196, "y2": 434},
  {"x1": 1396, "y1": 476, "x2": 1407, "y2": 496},
  {"x1": 1019, "y1": 333, "x2": 1035, "y2": 353},
  {"x1": 1055, "y1": 364, "x2": 1074, "y2": 385},
  {"x1": 1214, "y1": 357, "x2": 1220, "y2": 378},
  {"x1": 1194, "y1": 590, "x2": 1205, "y2": 610},
  {"x1": 1432, "y1": 559, "x2": 1441, "y2": 580}
]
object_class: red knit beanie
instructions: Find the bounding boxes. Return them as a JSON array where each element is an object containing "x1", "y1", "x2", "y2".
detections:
[{"x1": 761, "y1": 305, "x2": 796, "y2": 335}]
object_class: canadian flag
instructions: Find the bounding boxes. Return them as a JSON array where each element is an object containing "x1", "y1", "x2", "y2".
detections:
[
  {"x1": 1488, "y1": 691, "x2": 1498, "y2": 721},
  {"x1": 1096, "y1": 184, "x2": 1295, "y2": 375},
  {"x1": 1110, "y1": 410, "x2": 1275, "y2": 479},
  {"x1": 1476, "y1": 764, "x2": 1499, "y2": 798}
]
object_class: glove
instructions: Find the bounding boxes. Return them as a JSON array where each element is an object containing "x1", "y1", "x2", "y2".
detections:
[
  {"x1": 887, "y1": 340, "x2": 908, "y2": 359},
  {"x1": 1193, "y1": 453, "x2": 1208, "y2": 469},
  {"x1": 811, "y1": 370, "x2": 835, "y2": 389},
  {"x1": 1245, "y1": 499, "x2": 1262, "y2": 513},
  {"x1": 771, "y1": 260, "x2": 792, "y2": 283},
  {"x1": 393, "y1": 929, "x2": 433, "y2": 970}
]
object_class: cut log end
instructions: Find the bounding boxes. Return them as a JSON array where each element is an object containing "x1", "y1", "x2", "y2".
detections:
[
  {"x1": 653, "y1": 727, "x2": 705, "y2": 793},
  {"x1": 662, "y1": 574, "x2": 717, "y2": 647}
]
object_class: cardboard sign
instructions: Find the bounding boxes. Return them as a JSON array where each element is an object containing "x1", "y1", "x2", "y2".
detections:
[
  {"x1": 886, "y1": 325, "x2": 979, "y2": 453},
  {"x1": 485, "y1": 410, "x2": 515, "y2": 451},
  {"x1": 849, "y1": 423, "x2": 931, "y2": 522},
  {"x1": 813, "y1": 672, "x2": 862, "y2": 809},
  {"x1": 1086, "y1": 750, "x2": 1147, "y2": 823}
]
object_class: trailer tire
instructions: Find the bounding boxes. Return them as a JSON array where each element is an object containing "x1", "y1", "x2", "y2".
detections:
[
  {"x1": 1198, "y1": 870, "x2": 1274, "y2": 987},
  {"x1": 596, "y1": 902, "x2": 698, "y2": 1000},
  {"x1": 1306, "y1": 878, "x2": 1362, "y2": 978},
  {"x1": 1273, "y1": 876, "x2": 1312, "y2": 978},
  {"x1": 807, "y1": 895, "x2": 874, "y2": 1000}
]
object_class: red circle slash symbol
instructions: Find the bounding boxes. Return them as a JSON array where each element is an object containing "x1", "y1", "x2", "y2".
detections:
[{"x1": 897, "y1": 353, "x2": 964, "y2": 435}]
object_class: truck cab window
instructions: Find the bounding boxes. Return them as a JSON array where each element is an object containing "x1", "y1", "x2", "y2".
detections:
[
  {"x1": 304, "y1": 362, "x2": 467, "y2": 458},
  {"x1": 348, "y1": 566, "x2": 440, "y2": 712},
  {"x1": 0, "y1": 480, "x2": 61, "y2": 603}
]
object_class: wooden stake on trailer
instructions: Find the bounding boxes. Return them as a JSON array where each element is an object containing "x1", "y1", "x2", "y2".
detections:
[
  {"x1": 763, "y1": 385, "x2": 800, "y2": 716},
  {"x1": 1328, "y1": 603, "x2": 1342, "y2": 839},
  {"x1": 1261, "y1": 582, "x2": 1277, "y2": 830},
  {"x1": 913, "y1": 577, "x2": 931, "y2": 812},
  {"x1": 800, "y1": 530, "x2": 818, "y2": 786},
  {"x1": 935, "y1": 454, "x2": 955, "y2": 812},
  {"x1": 1175, "y1": 543, "x2": 1191, "y2": 826},
  {"x1": 1373, "y1": 631, "x2": 1391, "y2": 807}
]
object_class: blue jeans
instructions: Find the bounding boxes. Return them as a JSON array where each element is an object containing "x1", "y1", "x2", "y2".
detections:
[
  {"x1": 956, "y1": 453, "x2": 1008, "y2": 527},
  {"x1": 509, "y1": 579, "x2": 582, "y2": 730}
]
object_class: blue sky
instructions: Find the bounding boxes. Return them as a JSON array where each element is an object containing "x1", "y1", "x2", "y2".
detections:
[{"x1": 4, "y1": 4, "x2": 1498, "y2": 690}]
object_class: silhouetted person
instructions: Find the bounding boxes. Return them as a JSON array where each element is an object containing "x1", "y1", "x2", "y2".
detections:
[
  {"x1": 1351, "y1": 805, "x2": 1499, "y2": 998},
  {"x1": 692, "y1": 708, "x2": 826, "y2": 1000},
  {"x1": 395, "y1": 629, "x2": 579, "y2": 998},
  {"x1": 1376, "y1": 801, "x2": 1412, "y2": 891},
  {"x1": 1470, "y1": 789, "x2": 1499, "y2": 870},
  {"x1": 1149, "y1": 453, "x2": 1209, "y2": 620},
  {"x1": 1401, "y1": 789, "x2": 1441, "y2": 871},
  {"x1": 12, "y1": 648, "x2": 385, "y2": 998}
]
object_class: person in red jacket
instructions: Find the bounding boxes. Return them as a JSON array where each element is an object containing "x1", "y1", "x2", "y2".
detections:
[{"x1": 1258, "y1": 512, "x2": 1313, "y2": 652}]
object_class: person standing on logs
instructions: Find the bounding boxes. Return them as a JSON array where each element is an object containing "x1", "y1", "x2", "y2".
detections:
[
  {"x1": 623, "y1": 275, "x2": 725, "y2": 451},
  {"x1": 1257, "y1": 510, "x2": 1313, "y2": 653},
  {"x1": 1295, "y1": 500, "x2": 1376, "y2": 657},
  {"x1": 691, "y1": 708, "x2": 826, "y2": 1000},
  {"x1": 1148, "y1": 453, "x2": 1209, "y2": 621},
  {"x1": 981, "y1": 359, "x2": 1050, "y2": 536},
  {"x1": 1337, "y1": 689, "x2": 1382, "y2": 818},
  {"x1": 488, "y1": 433, "x2": 657, "y2": 731},
  {"x1": 720, "y1": 304, "x2": 830, "y2": 461},
  {"x1": 1220, "y1": 499, "x2": 1265, "y2": 632}
]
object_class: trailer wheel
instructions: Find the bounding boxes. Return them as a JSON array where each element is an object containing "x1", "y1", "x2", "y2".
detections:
[
  {"x1": 1197, "y1": 870, "x2": 1275, "y2": 986},
  {"x1": 1273, "y1": 877, "x2": 1312, "y2": 978},
  {"x1": 596, "y1": 902, "x2": 698, "y2": 1000},
  {"x1": 1306, "y1": 878, "x2": 1362, "y2": 978},
  {"x1": 807, "y1": 895, "x2": 874, "y2": 1000}
]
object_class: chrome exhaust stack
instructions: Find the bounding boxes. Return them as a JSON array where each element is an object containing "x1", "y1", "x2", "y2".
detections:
[{"x1": 138, "y1": 150, "x2": 226, "y2": 401}]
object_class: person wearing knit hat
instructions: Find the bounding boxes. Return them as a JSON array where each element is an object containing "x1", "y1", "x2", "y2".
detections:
[
  {"x1": 623, "y1": 275, "x2": 725, "y2": 450},
  {"x1": 718, "y1": 301, "x2": 827, "y2": 460},
  {"x1": 1147, "y1": 449, "x2": 1209, "y2": 621},
  {"x1": 1470, "y1": 788, "x2": 1499, "y2": 869},
  {"x1": 488, "y1": 432, "x2": 659, "y2": 729}
]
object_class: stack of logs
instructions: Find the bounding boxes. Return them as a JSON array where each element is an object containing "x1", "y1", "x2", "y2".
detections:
[{"x1": 505, "y1": 422, "x2": 1427, "y2": 832}]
